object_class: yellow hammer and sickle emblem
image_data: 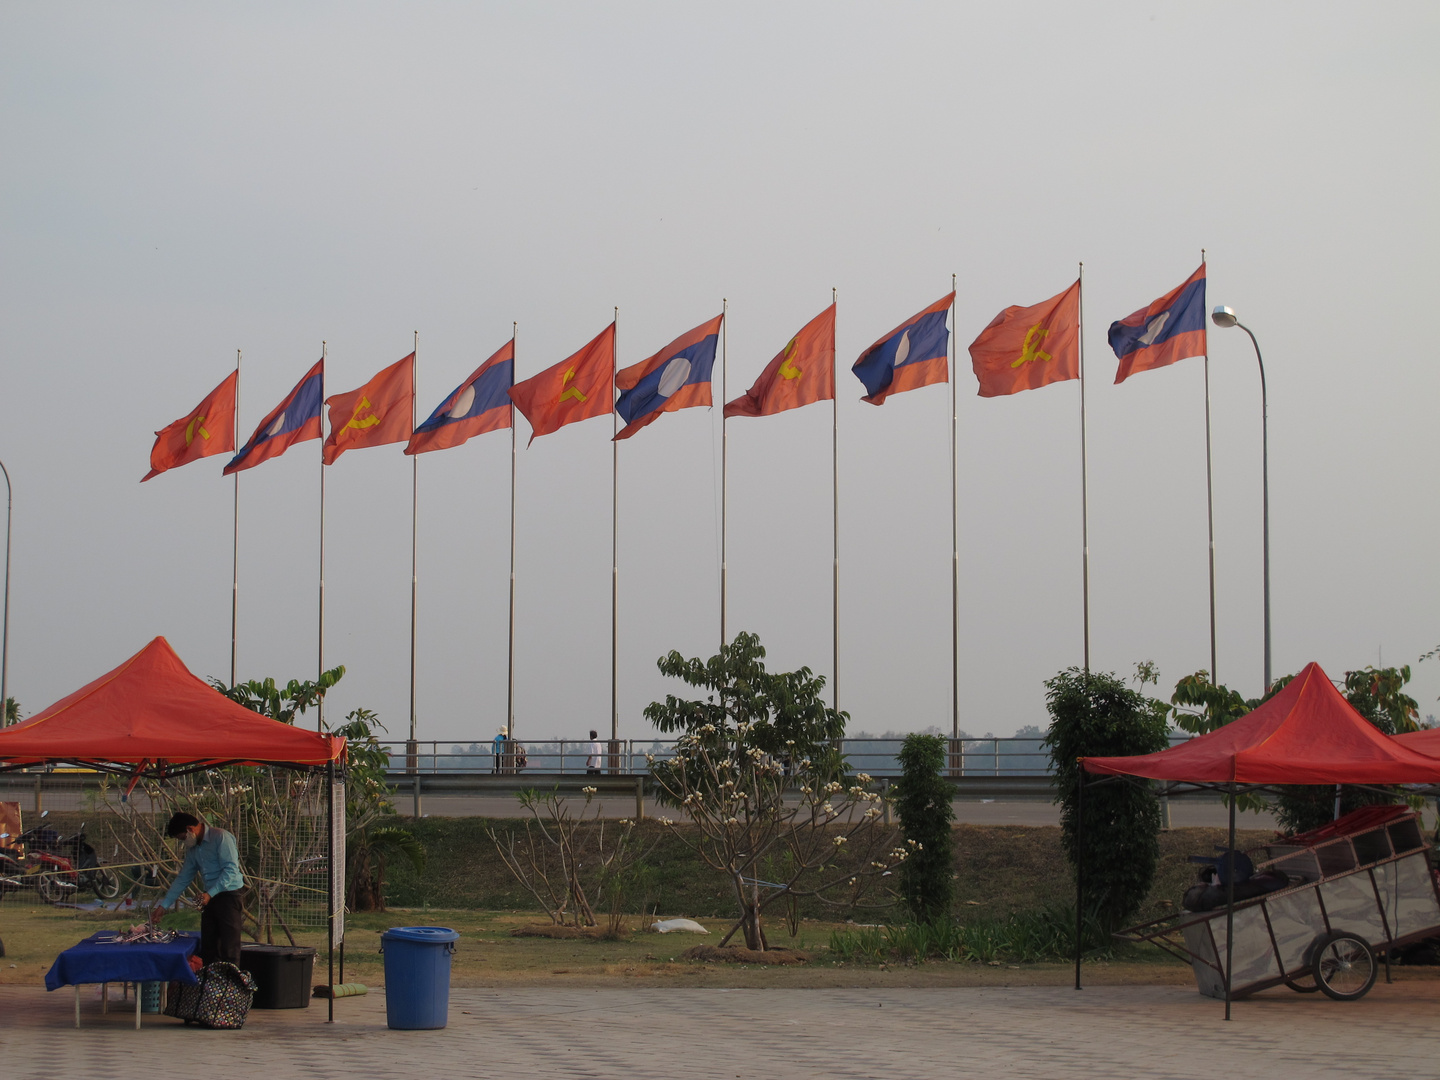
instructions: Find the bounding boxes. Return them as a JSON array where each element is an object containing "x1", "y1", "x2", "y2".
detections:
[
  {"x1": 1010, "y1": 323, "x2": 1053, "y2": 368},
  {"x1": 777, "y1": 337, "x2": 802, "y2": 380},
  {"x1": 344, "y1": 396, "x2": 381, "y2": 431},
  {"x1": 184, "y1": 414, "x2": 210, "y2": 446},
  {"x1": 559, "y1": 367, "x2": 587, "y2": 404}
]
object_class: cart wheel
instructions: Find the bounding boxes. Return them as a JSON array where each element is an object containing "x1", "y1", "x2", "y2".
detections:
[
  {"x1": 1312, "y1": 932, "x2": 1377, "y2": 1001},
  {"x1": 1284, "y1": 973, "x2": 1320, "y2": 993}
]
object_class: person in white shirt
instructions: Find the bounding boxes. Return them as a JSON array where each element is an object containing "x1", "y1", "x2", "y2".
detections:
[{"x1": 586, "y1": 730, "x2": 602, "y2": 776}]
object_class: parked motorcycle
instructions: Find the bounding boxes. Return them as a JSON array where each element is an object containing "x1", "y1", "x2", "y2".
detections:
[
  {"x1": 15, "y1": 817, "x2": 121, "y2": 901},
  {"x1": 0, "y1": 816, "x2": 78, "y2": 903}
]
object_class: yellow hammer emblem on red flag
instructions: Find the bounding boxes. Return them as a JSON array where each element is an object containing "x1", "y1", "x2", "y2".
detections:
[{"x1": 1010, "y1": 324, "x2": 1053, "y2": 368}]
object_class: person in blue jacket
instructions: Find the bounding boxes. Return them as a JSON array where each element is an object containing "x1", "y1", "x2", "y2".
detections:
[{"x1": 150, "y1": 812, "x2": 247, "y2": 966}]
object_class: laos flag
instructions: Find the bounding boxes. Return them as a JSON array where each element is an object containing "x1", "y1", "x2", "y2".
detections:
[
  {"x1": 613, "y1": 314, "x2": 722, "y2": 441},
  {"x1": 1109, "y1": 263, "x2": 1206, "y2": 384},
  {"x1": 224, "y1": 359, "x2": 323, "y2": 475},
  {"x1": 852, "y1": 292, "x2": 954, "y2": 405},
  {"x1": 406, "y1": 339, "x2": 514, "y2": 455}
]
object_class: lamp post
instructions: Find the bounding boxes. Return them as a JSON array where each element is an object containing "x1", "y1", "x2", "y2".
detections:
[
  {"x1": 0, "y1": 459, "x2": 10, "y2": 727},
  {"x1": 1211, "y1": 306, "x2": 1271, "y2": 692}
]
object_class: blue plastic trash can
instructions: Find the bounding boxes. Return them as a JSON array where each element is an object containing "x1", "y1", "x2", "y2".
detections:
[{"x1": 380, "y1": 926, "x2": 459, "y2": 1030}]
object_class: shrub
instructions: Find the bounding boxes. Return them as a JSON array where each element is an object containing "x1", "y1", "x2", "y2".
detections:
[
  {"x1": 1043, "y1": 667, "x2": 1168, "y2": 931},
  {"x1": 893, "y1": 733, "x2": 955, "y2": 923}
]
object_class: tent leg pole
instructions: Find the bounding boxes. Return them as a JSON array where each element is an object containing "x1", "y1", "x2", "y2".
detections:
[
  {"x1": 1224, "y1": 784, "x2": 1235, "y2": 1021},
  {"x1": 1075, "y1": 770, "x2": 1084, "y2": 991},
  {"x1": 327, "y1": 762, "x2": 335, "y2": 1024}
]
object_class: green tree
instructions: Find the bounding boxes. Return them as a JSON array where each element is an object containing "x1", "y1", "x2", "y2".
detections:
[
  {"x1": 644, "y1": 633, "x2": 906, "y2": 951},
  {"x1": 1043, "y1": 668, "x2": 1169, "y2": 932},
  {"x1": 210, "y1": 666, "x2": 423, "y2": 914},
  {"x1": 893, "y1": 733, "x2": 954, "y2": 923},
  {"x1": 215, "y1": 666, "x2": 346, "y2": 724},
  {"x1": 328, "y1": 707, "x2": 425, "y2": 912}
]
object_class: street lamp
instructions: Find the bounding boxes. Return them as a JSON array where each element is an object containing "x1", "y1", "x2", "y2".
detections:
[
  {"x1": 1211, "y1": 306, "x2": 1271, "y2": 693},
  {"x1": 0, "y1": 459, "x2": 10, "y2": 727}
]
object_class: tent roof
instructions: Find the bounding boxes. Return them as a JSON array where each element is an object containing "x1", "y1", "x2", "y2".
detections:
[
  {"x1": 1393, "y1": 727, "x2": 1440, "y2": 757},
  {"x1": 0, "y1": 636, "x2": 344, "y2": 772},
  {"x1": 1082, "y1": 661, "x2": 1440, "y2": 785}
]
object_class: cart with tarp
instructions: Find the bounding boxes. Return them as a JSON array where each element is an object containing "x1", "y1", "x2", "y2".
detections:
[
  {"x1": 0, "y1": 637, "x2": 349, "y2": 1021},
  {"x1": 1115, "y1": 804, "x2": 1440, "y2": 1001},
  {"x1": 1078, "y1": 661, "x2": 1440, "y2": 1016}
]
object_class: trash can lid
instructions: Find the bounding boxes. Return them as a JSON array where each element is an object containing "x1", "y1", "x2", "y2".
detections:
[{"x1": 381, "y1": 926, "x2": 459, "y2": 944}]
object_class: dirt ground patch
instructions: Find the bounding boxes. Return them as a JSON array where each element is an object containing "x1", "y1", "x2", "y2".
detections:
[{"x1": 684, "y1": 945, "x2": 811, "y2": 965}]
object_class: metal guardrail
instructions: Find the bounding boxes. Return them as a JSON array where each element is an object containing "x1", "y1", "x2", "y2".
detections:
[{"x1": 378, "y1": 734, "x2": 1193, "y2": 780}]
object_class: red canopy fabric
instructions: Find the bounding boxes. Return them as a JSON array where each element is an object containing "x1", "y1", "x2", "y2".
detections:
[
  {"x1": 0, "y1": 637, "x2": 344, "y2": 770},
  {"x1": 1393, "y1": 727, "x2": 1440, "y2": 757},
  {"x1": 1082, "y1": 661, "x2": 1440, "y2": 784}
]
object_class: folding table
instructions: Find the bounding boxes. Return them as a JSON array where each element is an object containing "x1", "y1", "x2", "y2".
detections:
[{"x1": 44, "y1": 930, "x2": 199, "y2": 1028}]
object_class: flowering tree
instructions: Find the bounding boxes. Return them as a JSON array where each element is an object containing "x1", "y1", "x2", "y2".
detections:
[
  {"x1": 489, "y1": 786, "x2": 650, "y2": 931},
  {"x1": 645, "y1": 633, "x2": 910, "y2": 951}
]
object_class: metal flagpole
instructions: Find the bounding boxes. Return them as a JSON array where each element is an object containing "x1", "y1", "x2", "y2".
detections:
[
  {"x1": 0, "y1": 459, "x2": 11, "y2": 728},
  {"x1": 720, "y1": 299, "x2": 728, "y2": 654},
  {"x1": 1201, "y1": 250, "x2": 1218, "y2": 684},
  {"x1": 832, "y1": 288, "x2": 839, "y2": 713},
  {"x1": 611, "y1": 308, "x2": 619, "y2": 757},
  {"x1": 1078, "y1": 266, "x2": 1091, "y2": 673},
  {"x1": 507, "y1": 323, "x2": 518, "y2": 743},
  {"x1": 950, "y1": 276, "x2": 959, "y2": 740},
  {"x1": 326, "y1": 760, "x2": 335, "y2": 1023},
  {"x1": 410, "y1": 332, "x2": 420, "y2": 818},
  {"x1": 318, "y1": 341, "x2": 327, "y2": 732},
  {"x1": 231, "y1": 349, "x2": 241, "y2": 689}
]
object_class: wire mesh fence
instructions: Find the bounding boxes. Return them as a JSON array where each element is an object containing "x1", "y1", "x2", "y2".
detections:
[{"x1": 0, "y1": 768, "x2": 333, "y2": 942}]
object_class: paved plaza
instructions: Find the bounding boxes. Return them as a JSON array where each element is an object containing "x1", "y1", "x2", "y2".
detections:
[{"x1": 1, "y1": 979, "x2": 1435, "y2": 1079}]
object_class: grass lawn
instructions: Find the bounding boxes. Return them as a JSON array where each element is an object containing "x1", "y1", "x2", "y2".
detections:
[
  {"x1": 0, "y1": 901, "x2": 1202, "y2": 989},
  {"x1": 6, "y1": 821, "x2": 1435, "y2": 991}
]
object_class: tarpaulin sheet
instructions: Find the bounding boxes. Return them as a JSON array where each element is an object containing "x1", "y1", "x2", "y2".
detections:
[
  {"x1": 45, "y1": 931, "x2": 199, "y2": 990},
  {"x1": 0, "y1": 637, "x2": 344, "y2": 770},
  {"x1": 1082, "y1": 661, "x2": 1440, "y2": 784}
]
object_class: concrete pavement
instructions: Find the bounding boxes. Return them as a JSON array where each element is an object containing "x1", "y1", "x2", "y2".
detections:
[{"x1": 1, "y1": 978, "x2": 1433, "y2": 1079}]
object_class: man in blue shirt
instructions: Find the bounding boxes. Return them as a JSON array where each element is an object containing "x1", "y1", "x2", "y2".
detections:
[{"x1": 150, "y1": 812, "x2": 247, "y2": 966}]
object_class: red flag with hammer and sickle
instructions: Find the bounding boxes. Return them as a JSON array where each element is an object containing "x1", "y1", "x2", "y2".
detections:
[
  {"x1": 968, "y1": 280, "x2": 1080, "y2": 398},
  {"x1": 508, "y1": 322, "x2": 615, "y2": 442},
  {"x1": 141, "y1": 370, "x2": 238, "y2": 481},
  {"x1": 322, "y1": 353, "x2": 415, "y2": 465},
  {"x1": 724, "y1": 304, "x2": 835, "y2": 419}
]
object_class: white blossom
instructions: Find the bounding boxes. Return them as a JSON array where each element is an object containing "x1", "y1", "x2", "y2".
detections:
[
  {"x1": 832, "y1": 835, "x2": 848, "y2": 846},
  {"x1": 581, "y1": 786, "x2": 597, "y2": 795}
]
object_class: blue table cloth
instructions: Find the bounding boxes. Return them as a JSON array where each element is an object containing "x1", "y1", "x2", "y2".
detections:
[{"x1": 45, "y1": 931, "x2": 200, "y2": 991}]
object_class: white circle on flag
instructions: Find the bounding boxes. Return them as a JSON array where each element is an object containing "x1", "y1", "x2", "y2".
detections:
[
  {"x1": 266, "y1": 410, "x2": 287, "y2": 437},
  {"x1": 895, "y1": 330, "x2": 911, "y2": 366},
  {"x1": 448, "y1": 386, "x2": 475, "y2": 419},
  {"x1": 657, "y1": 356, "x2": 692, "y2": 398}
]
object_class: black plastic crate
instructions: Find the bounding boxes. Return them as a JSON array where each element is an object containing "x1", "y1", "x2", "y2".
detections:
[{"x1": 238, "y1": 944, "x2": 315, "y2": 1009}]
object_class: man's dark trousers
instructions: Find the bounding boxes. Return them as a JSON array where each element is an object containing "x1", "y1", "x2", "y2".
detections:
[{"x1": 199, "y1": 890, "x2": 244, "y2": 966}]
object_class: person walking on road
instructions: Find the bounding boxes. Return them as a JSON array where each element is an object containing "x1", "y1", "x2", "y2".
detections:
[
  {"x1": 150, "y1": 812, "x2": 246, "y2": 967},
  {"x1": 586, "y1": 730, "x2": 602, "y2": 776}
]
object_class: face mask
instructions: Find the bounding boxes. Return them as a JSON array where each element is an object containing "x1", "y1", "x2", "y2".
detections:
[{"x1": 182, "y1": 831, "x2": 199, "y2": 850}]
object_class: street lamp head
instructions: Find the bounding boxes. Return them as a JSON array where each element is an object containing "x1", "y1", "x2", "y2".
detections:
[{"x1": 1211, "y1": 305, "x2": 1239, "y2": 329}]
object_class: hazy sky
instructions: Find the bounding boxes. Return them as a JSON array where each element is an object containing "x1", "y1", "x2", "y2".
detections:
[{"x1": 2, "y1": 2, "x2": 1436, "y2": 748}]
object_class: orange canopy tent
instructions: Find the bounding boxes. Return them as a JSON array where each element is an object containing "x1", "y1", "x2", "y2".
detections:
[
  {"x1": 1081, "y1": 662, "x2": 1440, "y2": 785},
  {"x1": 0, "y1": 636, "x2": 344, "y2": 776},
  {"x1": 0, "y1": 636, "x2": 349, "y2": 1018}
]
